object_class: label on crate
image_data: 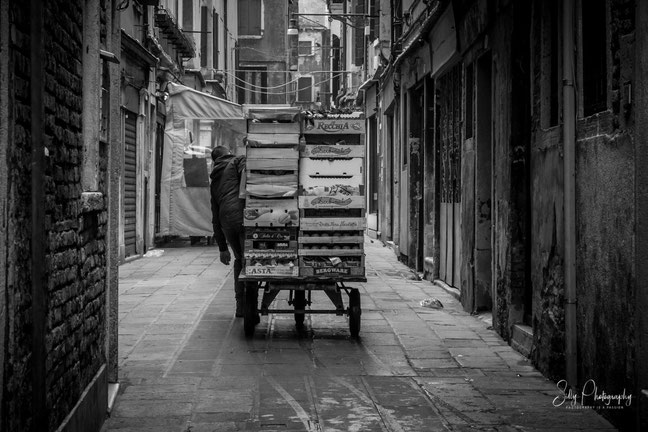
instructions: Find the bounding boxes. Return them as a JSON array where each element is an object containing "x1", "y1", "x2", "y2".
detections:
[
  {"x1": 303, "y1": 119, "x2": 365, "y2": 134},
  {"x1": 299, "y1": 218, "x2": 366, "y2": 230},
  {"x1": 301, "y1": 144, "x2": 365, "y2": 158},
  {"x1": 313, "y1": 267, "x2": 351, "y2": 275},
  {"x1": 248, "y1": 230, "x2": 294, "y2": 240},
  {"x1": 299, "y1": 195, "x2": 365, "y2": 209},
  {"x1": 246, "y1": 266, "x2": 299, "y2": 276}
]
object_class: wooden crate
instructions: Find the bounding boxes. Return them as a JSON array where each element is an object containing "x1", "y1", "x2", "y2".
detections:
[
  {"x1": 298, "y1": 194, "x2": 365, "y2": 209},
  {"x1": 247, "y1": 133, "x2": 300, "y2": 146},
  {"x1": 244, "y1": 250, "x2": 298, "y2": 259},
  {"x1": 300, "y1": 143, "x2": 365, "y2": 158},
  {"x1": 244, "y1": 239, "x2": 298, "y2": 255},
  {"x1": 298, "y1": 247, "x2": 363, "y2": 256},
  {"x1": 299, "y1": 255, "x2": 365, "y2": 277},
  {"x1": 245, "y1": 259, "x2": 299, "y2": 277},
  {"x1": 248, "y1": 122, "x2": 300, "y2": 134},
  {"x1": 244, "y1": 198, "x2": 299, "y2": 227},
  {"x1": 302, "y1": 118, "x2": 365, "y2": 134},
  {"x1": 245, "y1": 227, "x2": 298, "y2": 241},
  {"x1": 299, "y1": 217, "x2": 366, "y2": 231},
  {"x1": 298, "y1": 233, "x2": 364, "y2": 244},
  {"x1": 303, "y1": 134, "x2": 362, "y2": 146},
  {"x1": 247, "y1": 146, "x2": 299, "y2": 161},
  {"x1": 299, "y1": 158, "x2": 363, "y2": 189}
]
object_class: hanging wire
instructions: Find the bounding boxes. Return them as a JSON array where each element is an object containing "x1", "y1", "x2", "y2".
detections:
[
  {"x1": 228, "y1": 72, "x2": 348, "y2": 96},
  {"x1": 222, "y1": 69, "x2": 360, "y2": 91}
]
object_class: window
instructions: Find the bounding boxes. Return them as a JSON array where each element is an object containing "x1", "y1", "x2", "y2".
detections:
[
  {"x1": 236, "y1": 67, "x2": 268, "y2": 104},
  {"x1": 353, "y1": 1, "x2": 365, "y2": 66},
  {"x1": 297, "y1": 76, "x2": 313, "y2": 102},
  {"x1": 582, "y1": 0, "x2": 607, "y2": 116},
  {"x1": 298, "y1": 40, "x2": 312, "y2": 56},
  {"x1": 182, "y1": 0, "x2": 193, "y2": 30},
  {"x1": 238, "y1": 0, "x2": 262, "y2": 37}
]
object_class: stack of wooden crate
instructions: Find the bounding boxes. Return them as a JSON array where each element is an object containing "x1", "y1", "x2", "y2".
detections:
[
  {"x1": 298, "y1": 114, "x2": 366, "y2": 277},
  {"x1": 243, "y1": 107, "x2": 301, "y2": 277}
]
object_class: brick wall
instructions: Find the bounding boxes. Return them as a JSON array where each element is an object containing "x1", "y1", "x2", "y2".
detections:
[
  {"x1": 4, "y1": 2, "x2": 35, "y2": 431},
  {"x1": 3, "y1": 1, "x2": 109, "y2": 430}
]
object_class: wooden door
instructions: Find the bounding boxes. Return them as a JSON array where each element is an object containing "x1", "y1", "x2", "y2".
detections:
[{"x1": 438, "y1": 66, "x2": 462, "y2": 287}]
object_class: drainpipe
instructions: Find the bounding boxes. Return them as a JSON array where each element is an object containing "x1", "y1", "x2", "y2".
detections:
[{"x1": 562, "y1": 0, "x2": 578, "y2": 388}]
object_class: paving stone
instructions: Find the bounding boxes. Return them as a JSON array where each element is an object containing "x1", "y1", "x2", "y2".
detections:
[{"x1": 101, "y1": 240, "x2": 616, "y2": 432}]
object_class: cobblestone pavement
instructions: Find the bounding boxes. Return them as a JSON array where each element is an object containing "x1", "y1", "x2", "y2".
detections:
[{"x1": 101, "y1": 237, "x2": 618, "y2": 432}]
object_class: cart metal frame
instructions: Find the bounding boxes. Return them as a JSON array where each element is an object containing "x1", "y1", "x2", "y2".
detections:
[{"x1": 239, "y1": 275, "x2": 367, "y2": 338}]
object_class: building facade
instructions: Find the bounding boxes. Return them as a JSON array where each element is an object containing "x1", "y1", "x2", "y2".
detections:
[
  {"x1": 0, "y1": 0, "x2": 122, "y2": 430},
  {"x1": 365, "y1": 0, "x2": 646, "y2": 430}
]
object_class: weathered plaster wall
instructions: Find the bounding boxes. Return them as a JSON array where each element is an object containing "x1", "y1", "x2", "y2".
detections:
[{"x1": 490, "y1": 3, "x2": 531, "y2": 339}]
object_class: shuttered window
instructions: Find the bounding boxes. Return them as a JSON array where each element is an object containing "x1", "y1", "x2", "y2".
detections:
[
  {"x1": 297, "y1": 76, "x2": 313, "y2": 102},
  {"x1": 353, "y1": 1, "x2": 365, "y2": 66},
  {"x1": 238, "y1": 0, "x2": 262, "y2": 36},
  {"x1": 213, "y1": 11, "x2": 219, "y2": 69},
  {"x1": 201, "y1": 6, "x2": 208, "y2": 67}
]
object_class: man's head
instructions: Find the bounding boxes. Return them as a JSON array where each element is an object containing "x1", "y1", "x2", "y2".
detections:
[{"x1": 211, "y1": 146, "x2": 231, "y2": 161}]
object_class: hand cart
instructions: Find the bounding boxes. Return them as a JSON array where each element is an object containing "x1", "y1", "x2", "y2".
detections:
[{"x1": 239, "y1": 275, "x2": 367, "y2": 338}]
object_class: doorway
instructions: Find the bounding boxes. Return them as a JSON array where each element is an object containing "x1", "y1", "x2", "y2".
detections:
[
  {"x1": 437, "y1": 65, "x2": 462, "y2": 287},
  {"x1": 474, "y1": 52, "x2": 493, "y2": 310}
]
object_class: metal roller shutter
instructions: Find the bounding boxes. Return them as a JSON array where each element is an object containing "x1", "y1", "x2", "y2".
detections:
[{"x1": 124, "y1": 111, "x2": 137, "y2": 257}]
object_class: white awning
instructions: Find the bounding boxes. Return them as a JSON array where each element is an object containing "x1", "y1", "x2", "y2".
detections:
[{"x1": 167, "y1": 82, "x2": 245, "y2": 125}]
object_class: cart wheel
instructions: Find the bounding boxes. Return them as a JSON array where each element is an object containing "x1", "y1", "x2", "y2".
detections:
[
  {"x1": 348, "y1": 288, "x2": 361, "y2": 338},
  {"x1": 293, "y1": 290, "x2": 306, "y2": 328},
  {"x1": 244, "y1": 283, "x2": 258, "y2": 338}
]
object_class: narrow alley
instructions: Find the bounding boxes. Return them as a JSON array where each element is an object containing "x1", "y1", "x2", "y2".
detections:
[{"x1": 101, "y1": 238, "x2": 616, "y2": 432}]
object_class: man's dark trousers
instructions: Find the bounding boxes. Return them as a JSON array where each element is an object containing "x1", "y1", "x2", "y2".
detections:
[{"x1": 223, "y1": 224, "x2": 246, "y2": 302}]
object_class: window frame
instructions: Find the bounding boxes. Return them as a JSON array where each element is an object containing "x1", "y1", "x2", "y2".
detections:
[
  {"x1": 297, "y1": 76, "x2": 313, "y2": 102},
  {"x1": 238, "y1": 0, "x2": 264, "y2": 39},
  {"x1": 298, "y1": 40, "x2": 313, "y2": 56}
]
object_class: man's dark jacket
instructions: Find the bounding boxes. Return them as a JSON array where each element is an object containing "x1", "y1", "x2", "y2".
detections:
[{"x1": 210, "y1": 154, "x2": 246, "y2": 252}]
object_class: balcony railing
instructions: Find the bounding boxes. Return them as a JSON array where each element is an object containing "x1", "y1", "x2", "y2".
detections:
[{"x1": 155, "y1": 7, "x2": 196, "y2": 58}]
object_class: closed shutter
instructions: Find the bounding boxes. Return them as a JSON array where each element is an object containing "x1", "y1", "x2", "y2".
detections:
[
  {"x1": 238, "y1": 0, "x2": 261, "y2": 36},
  {"x1": 201, "y1": 6, "x2": 208, "y2": 67},
  {"x1": 354, "y1": 1, "x2": 365, "y2": 66},
  {"x1": 297, "y1": 76, "x2": 312, "y2": 102},
  {"x1": 438, "y1": 65, "x2": 462, "y2": 287},
  {"x1": 124, "y1": 111, "x2": 137, "y2": 257},
  {"x1": 213, "y1": 11, "x2": 219, "y2": 69}
]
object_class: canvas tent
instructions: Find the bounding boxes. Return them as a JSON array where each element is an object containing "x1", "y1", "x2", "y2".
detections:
[{"x1": 159, "y1": 83, "x2": 246, "y2": 238}]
